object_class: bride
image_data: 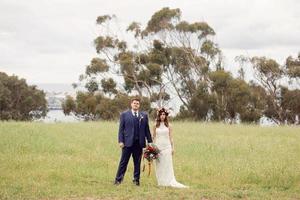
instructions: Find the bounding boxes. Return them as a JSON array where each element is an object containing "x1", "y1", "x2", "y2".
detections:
[{"x1": 153, "y1": 108, "x2": 188, "y2": 188}]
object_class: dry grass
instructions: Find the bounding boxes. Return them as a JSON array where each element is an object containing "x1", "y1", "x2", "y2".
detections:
[{"x1": 0, "y1": 121, "x2": 299, "y2": 199}]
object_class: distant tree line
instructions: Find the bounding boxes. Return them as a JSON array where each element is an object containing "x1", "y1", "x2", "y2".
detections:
[
  {"x1": 63, "y1": 7, "x2": 300, "y2": 124},
  {"x1": 0, "y1": 72, "x2": 47, "y2": 120}
]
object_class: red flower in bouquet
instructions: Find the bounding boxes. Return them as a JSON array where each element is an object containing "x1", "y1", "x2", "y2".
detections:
[{"x1": 143, "y1": 144, "x2": 160, "y2": 162}]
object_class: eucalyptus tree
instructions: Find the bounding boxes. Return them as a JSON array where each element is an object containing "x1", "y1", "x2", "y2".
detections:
[{"x1": 77, "y1": 7, "x2": 220, "y2": 110}]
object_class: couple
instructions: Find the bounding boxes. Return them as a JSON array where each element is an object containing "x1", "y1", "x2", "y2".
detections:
[{"x1": 114, "y1": 97, "x2": 188, "y2": 188}]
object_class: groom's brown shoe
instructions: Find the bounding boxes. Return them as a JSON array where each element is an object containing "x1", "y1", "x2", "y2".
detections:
[{"x1": 133, "y1": 180, "x2": 140, "y2": 186}]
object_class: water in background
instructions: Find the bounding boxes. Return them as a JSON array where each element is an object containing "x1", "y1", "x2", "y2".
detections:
[
  {"x1": 42, "y1": 110, "x2": 80, "y2": 123},
  {"x1": 34, "y1": 83, "x2": 80, "y2": 123}
]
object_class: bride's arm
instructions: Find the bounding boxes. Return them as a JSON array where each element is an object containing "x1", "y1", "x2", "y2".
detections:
[
  {"x1": 168, "y1": 124, "x2": 174, "y2": 155},
  {"x1": 152, "y1": 125, "x2": 156, "y2": 142}
]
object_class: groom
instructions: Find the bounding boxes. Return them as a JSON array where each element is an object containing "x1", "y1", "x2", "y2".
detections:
[{"x1": 114, "y1": 97, "x2": 153, "y2": 186}]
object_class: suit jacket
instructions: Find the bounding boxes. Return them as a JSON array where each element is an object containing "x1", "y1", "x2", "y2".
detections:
[{"x1": 118, "y1": 110, "x2": 153, "y2": 148}]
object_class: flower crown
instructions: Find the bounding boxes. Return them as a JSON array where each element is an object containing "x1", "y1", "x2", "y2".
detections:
[{"x1": 156, "y1": 107, "x2": 170, "y2": 116}]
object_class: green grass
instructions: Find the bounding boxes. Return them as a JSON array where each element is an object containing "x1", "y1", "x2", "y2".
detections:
[{"x1": 0, "y1": 121, "x2": 299, "y2": 200}]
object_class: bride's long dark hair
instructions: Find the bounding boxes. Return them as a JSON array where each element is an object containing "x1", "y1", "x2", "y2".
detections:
[{"x1": 155, "y1": 108, "x2": 169, "y2": 128}]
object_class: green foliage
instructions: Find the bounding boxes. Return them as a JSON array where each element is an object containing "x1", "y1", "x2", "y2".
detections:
[
  {"x1": 189, "y1": 81, "x2": 215, "y2": 120},
  {"x1": 251, "y1": 57, "x2": 282, "y2": 80},
  {"x1": 239, "y1": 84, "x2": 266, "y2": 123},
  {"x1": 285, "y1": 53, "x2": 300, "y2": 79},
  {"x1": 118, "y1": 52, "x2": 134, "y2": 74},
  {"x1": 249, "y1": 56, "x2": 300, "y2": 124},
  {"x1": 279, "y1": 87, "x2": 300, "y2": 123},
  {"x1": 96, "y1": 15, "x2": 112, "y2": 25},
  {"x1": 85, "y1": 79, "x2": 99, "y2": 93},
  {"x1": 62, "y1": 92, "x2": 150, "y2": 121},
  {"x1": 170, "y1": 47, "x2": 192, "y2": 74},
  {"x1": 94, "y1": 36, "x2": 116, "y2": 53},
  {"x1": 85, "y1": 58, "x2": 109, "y2": 76},
  {"x1": 201, "y1": 40, "x2": 220, "y2": 59},
  {"x1": 101, "y1": 78, "x2": 117, "y2": 95},
  {"x1": 209, "y1": 70, "x2": 232, "y2": 94},
  {"x1": 178, "y1": 70, "x2": 267, "y2": 123},
  {"x1": 126, "y1": 22, "x2": 141, "y2": 38},
  {"x1": 0, "y1": 72, "x2": 47, "y2": 121},
  {"x1": 62, "y1": 95, "x2": 75, "y2": 115},
  {"x1": 144, "y1": 7, "x2": 181, "y2": 34},
  {"x1": 176, "y1": 21, "x2": 215, "y2": 38},
  {"x1": 117, "y1": 40, "x2": 127, "y2": 51}
]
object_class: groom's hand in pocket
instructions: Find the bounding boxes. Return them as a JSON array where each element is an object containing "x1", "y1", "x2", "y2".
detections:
[{"x1": 119, "y1": 142, "x2": 124, "y2": 148}]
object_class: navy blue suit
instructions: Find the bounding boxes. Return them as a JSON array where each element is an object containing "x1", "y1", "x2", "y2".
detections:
[{"x1": 115, "y1": 110, "x2": 153, "y2": 182}]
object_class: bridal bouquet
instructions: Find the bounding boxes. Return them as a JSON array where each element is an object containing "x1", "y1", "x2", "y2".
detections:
[
  {"x1": 143, "y1": 144, "x2": 160, "y2": 161},
  {"x1": 142, "y1": 144, "x2": 160, "y2": 176}
]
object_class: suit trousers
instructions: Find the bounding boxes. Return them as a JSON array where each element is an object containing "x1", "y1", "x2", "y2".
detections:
[{"x1": 115, "y1": 140, "x2": 143, "y2": 182}]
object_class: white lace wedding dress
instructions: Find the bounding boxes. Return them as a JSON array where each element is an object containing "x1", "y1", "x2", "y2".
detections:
[{"x1": 154, "y1": 123, "x2": 188, "y2": 188}]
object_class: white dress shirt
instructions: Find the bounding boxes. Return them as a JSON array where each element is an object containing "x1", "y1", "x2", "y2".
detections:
[{"x1": 131, "y1": 110, "x2": 139, "y2": 117}]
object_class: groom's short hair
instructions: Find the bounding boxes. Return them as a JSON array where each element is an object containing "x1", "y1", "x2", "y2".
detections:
[{"x1": 131, "y1": 97, "x2": 141, "y2": 103}]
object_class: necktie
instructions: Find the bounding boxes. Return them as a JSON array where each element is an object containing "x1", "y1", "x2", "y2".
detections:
[{"x1": 134, "y1": 112, "x2": 137, "y2": 117}]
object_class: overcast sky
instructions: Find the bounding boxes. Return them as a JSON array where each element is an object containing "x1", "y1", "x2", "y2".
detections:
[{"x1": 0, "y1": 0, "x2": 299, "y2": 84}]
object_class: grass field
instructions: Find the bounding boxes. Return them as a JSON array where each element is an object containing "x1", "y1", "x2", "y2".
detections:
[{"x1": 0, "y1": 122, "x2": 299, "y2": 200}]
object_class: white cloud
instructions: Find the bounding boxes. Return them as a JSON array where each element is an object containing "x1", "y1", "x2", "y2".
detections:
[{"x1": 0, "y1": 0, "x2": 299, "y2": 83}]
